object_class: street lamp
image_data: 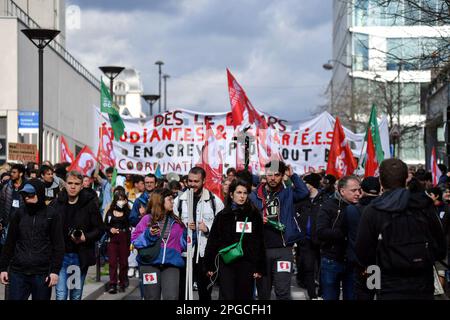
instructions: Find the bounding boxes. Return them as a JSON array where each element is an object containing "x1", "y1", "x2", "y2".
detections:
[
  {"x1": 142, "y1": 94, "x2": 160, "y2": 116},
  {"x1": 97, "y1": 65, "x2": 124, "y2": 283},
  {"x1": 155, "y1": 61, "x2": 164, "y2": 114},
  {"x1": 322, "y1": 59, "x2": 352, "y2": 70},
  {"x1": 21, "y1": 28, "x2": 60, "y2": 165},
  {"x1": 163, "y1": 74, "x2": 170, "y2": 112},
  {"x1": 99, "y1": 66, "x2": 125, "y2": 98}
]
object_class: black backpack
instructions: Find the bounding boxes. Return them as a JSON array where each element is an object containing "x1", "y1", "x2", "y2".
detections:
[{"x1": 376, "y1": 209, "x2": 435, "y2": 275}]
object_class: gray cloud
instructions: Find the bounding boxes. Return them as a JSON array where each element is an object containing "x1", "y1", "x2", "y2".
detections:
[{"x1": 66, "y1": 0, "x2": 332, "y2": 120}]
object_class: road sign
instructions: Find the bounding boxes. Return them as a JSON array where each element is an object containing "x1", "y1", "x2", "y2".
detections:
[{"x1": 18, "y1": 111, "x2": 39, "y2": 133}]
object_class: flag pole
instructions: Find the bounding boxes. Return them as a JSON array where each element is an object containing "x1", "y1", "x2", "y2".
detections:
[{"x1": 185, "y1": 188, "x2": 194, "y2": 300}]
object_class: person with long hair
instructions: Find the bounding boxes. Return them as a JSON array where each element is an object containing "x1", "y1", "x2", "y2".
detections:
[
  {"x1": 104, "y1": 188, "x2": 131, "y2": 294},
  {"x1": 132, "y1": 189, "x2": 187, "y2": 300},
  {"x1": 204, "y1": 179, "x2": 266, "y2": 300}
]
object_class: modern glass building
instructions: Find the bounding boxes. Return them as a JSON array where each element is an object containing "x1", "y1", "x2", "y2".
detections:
[{"x1": 328, "y1": 0, "x2": 450, "y2": 163}]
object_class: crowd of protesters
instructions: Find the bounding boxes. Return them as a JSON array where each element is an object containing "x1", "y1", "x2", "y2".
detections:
[{"x1": 0, "y1": 158, "x2": 448, "y2": 301}]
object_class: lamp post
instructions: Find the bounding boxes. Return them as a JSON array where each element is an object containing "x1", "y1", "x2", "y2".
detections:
[
  {"x1": 142, "y1": 94, "x2": 160, "y2": 116},
  {"x1": 155, "y1": 61, "x2": 164, "y2": 114},
  {"x1": 21, "y1": 28, "x2": 60, "y2": 165},
  {"x1": 97, "y1": 65, "x2": 124, "y2": 283},
  {"x1": 163, "y1": 74, "x2": 170, "y2": 112},
  {"x1": 99, "y1": 66, "x2": 125, "y2": 99}
]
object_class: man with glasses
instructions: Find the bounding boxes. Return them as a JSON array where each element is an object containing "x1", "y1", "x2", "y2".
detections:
[
  {"x1": 249, "y1": 160, "x2": 309, "y2": 300},
  {"x1": 317, "y1": 175, "x2": 361, "y2": 300}
]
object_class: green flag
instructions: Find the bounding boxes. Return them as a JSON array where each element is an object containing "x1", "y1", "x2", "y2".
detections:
[
  {"x1": 111, "y1": 167, "x2": 118, "y2": 190},
  {"x1": 101, "y1": 79, "x2": 125, "y2": 141},
  {"x1": 365, "y1": 104, "x2": 384, "y2": 164}
]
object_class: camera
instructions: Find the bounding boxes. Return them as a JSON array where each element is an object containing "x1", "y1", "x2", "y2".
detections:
[{"x1": 69, "y1": 228, "x2": 83, "y2": 239}]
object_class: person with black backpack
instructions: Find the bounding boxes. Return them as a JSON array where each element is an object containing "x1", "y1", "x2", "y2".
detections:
[{"x1": 355, "y1": 158, "x2": 447, "y2": 300}]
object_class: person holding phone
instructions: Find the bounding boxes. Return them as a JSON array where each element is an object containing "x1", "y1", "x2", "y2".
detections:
[
  {"x1": 132, "y1": 189, "x2": 187, "y2": 300},
  {"x1": 0, "y1": 179, "x2": 64, "y2": 300}
]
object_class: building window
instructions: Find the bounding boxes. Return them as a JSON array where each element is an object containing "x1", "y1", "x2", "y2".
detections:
[
  {"x1": 115, "y1": 95, "x2": 126, "y2": 106},
  {"x1": 387, "y1": 37, "x2": 446, "y2": 70},
  {"x1": 354, "y1": 0, "x2": 368, "y2": 26},
  {"x1": 353, "y1": 33, "x2": 369, "y2": 71},
  {"x1": 114, "y1": 81, "x2": 127, "y2": 95}
]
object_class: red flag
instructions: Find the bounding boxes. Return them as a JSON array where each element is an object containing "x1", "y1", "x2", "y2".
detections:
[
  {"x1": 97, "y1": 123, "x2": 116, "y2": 170},
  {"x1": 60, "y1": 136, "x2": 74, "y2": 163},
  {"x1": 431, "y1": 146, "x2": 442, "y2": 186},
  {"x1": 227, "y1": 69, "x2": 273, "y2": 172},
  {"x1": 326, "y1": 117, "x2": 357, "y2": 179},
  {"x1": 227, "y1": 69, "x2": 267, "y2": 129},
  {"x1": 198, "y1": 124, "x2": 224, "y2": 200},
  {"x1": 364, "y1": 127, "x2": 379, "y2": 177},
  {"x1": 68, "y1": 146, "x2": 98, "y2": 177}
]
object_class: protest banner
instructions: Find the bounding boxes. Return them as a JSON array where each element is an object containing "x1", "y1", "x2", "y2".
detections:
[{"x1": 95, "y1": 108, "x2": 390, "y2": 175}]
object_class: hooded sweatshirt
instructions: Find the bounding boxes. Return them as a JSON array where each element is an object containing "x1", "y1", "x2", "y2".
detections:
[
  {"x1": 0, "y1": 179, "x2": 65, "y2": 275},
  {"x1": 355, "y1": 188, "x2": 447, "y2": 299}
]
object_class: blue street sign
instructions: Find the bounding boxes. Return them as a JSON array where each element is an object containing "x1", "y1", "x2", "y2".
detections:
[{"x1": 18, "y1": 111, "x2": 39, "y2": 129}]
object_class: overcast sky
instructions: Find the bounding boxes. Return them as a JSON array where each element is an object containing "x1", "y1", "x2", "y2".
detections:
[{"x1": 66, "y1": 0, "x2": 332, "y2": 121}]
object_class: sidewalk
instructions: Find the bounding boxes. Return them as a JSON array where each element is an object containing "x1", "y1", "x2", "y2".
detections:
[{"x1": 0, "y1": 265, "x2": 134, "y2": 300}]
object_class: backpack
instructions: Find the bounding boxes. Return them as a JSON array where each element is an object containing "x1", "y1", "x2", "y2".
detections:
[
  {"x1": 376, "y1": 209, "x2": 435, "y2": 275},
  {"x1": 177, "y1": 190, "x2": 217, "y2": 218}
]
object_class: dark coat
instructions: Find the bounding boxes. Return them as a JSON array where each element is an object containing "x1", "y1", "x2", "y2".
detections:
[
  {"x1": 294, "y1": 190, "x2": 327, "y2": 247},
  {"x1": 316, "y1": 193, "x2": 350, "y2": 262},
  {"x1": 343, "y1": 195, "x2": 378, "y2": 265},
  {"x1": 0, "y1": 179, "x2": 26, "y2": 226},
  {"x1": 355, "y1": 188, "x2": 447, "y2": 299},
  {"x1": 0, "y1": 179, "x2": 64, "y2": 275},
  {"x1": 50, "y1": 188, "x2": 103, "y2": 272},
  {"x1": 204, "y1": 203, "x2": 266, "y2": 275}
]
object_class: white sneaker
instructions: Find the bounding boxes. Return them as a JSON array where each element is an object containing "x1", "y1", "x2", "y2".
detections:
[
  {"x1": 134, "y1": 269, "x2": 139, "y2": 278},
  {"x1": 311, "y1": 297, "x2": 323, "y2": 300},
  {"x1": 127, "y1": 267, "x2": 135, "y2": 278}
]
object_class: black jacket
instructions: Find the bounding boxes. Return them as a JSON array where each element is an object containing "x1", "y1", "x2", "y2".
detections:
[
  {"x1": 0, "y1": 179, "x2": 64, "y2": 275},
  {"x1": 104, "y1": 205, "x2": 130, "y2": 237},
  {"x1": 316, "y1": 193, "x2": 350, "y2": 262},
  {"x1": 294, "y1": 190, "x2": 327, "y2": 247},
  {"x1": 342, "y1": 195, "x2": 378, "y2": 265},
  {"x1": 204, "y1": 203, "x2": 266, "y2": 274},
  {"x1": 50, "y1": 188, "x2": 103, "y2": 272},
  {"x1": 355, "y1": 188, "x2": 447, "y2": 299}
]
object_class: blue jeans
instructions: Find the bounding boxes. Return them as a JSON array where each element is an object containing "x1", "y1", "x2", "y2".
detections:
[
  {"x1": 55, "y1": 253, "x2": 87, "y2": 300},
  {"x1": 320, "y1": 257, "x2": 355, "y2": 300},
  {"x1": 8, "y1": 271, "x2": 51, "y2": 300}
]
